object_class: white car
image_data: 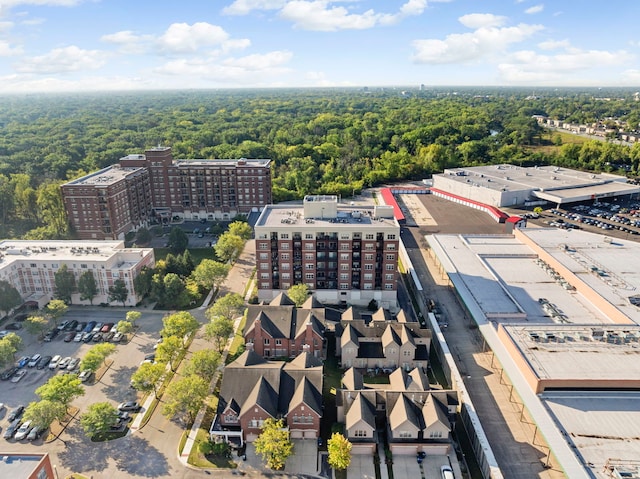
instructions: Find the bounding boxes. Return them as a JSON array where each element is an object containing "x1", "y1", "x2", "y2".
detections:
[
  {"x1": 58, "y1": 357, "x2": 72, "y2": 369},
  {"x1": 49, "y1": 355, "x2": 62, "y2": 369},
  {"x1": 27, "y1": 354, "x2": 41, "y2": 368},
  {"x1": 73, "y1": 332, "x2": 84, "y2": 342},
  {"x1": 11, "y1": 369, "x2": 27, "y2": 383},
  {"x1": 14, "y1": 420, "x2": 32, "y2": 441},
  {"x1": 67, "y1": 358, "x2": 80, "y2": 371}
]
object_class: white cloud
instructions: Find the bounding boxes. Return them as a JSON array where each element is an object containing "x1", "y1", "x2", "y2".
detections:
[
  {"x1": 499, "y1": 47, "x2": 633, "y2": 83},
  {"x1": 225, "y1": 0, "x2": 427, "y2": 30},
  {"x1": 15, "y1": 45, "x2": 106, "y2": 73},
  {"x1": 222, "y1": 0, "x2": 287, "y2": 15},
  {"x1": 0, "y1": 39, "x2": 23, "y2": 56},
  {"x1": 102, "y1": 23, "x2": 248, "y2": 57},
  {"x1": 458, "y1": 13, "x2": 506, "y2": 29},
  {"x1": 538, "y1": 39, "x2": 569, "y2": 50},
  {"x1": 222, "y1": 50, "x2": 292, "y2": 69},
  {"x1": 525, "y1": 4, "x2": 544, "y2": 14},
  {"x1": 157, "y1": 22, "x2": 229, "y2": 54},
  {"x1": 412, "y1": 17, "x2": 543, "y2": 64}
]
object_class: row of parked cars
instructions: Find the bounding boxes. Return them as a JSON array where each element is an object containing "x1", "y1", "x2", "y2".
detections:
[
  {"x1": 1, "y1": 405, "x2": 45, "y2": 441},
  {"x1": 0, "y1": 353, "x2": 87, "y2": 383},
  {"x1": 44, "y1": 320, "x2": 124, "y2": 344}
]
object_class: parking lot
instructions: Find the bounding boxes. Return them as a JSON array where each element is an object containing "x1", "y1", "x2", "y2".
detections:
[{"x1": 0, "y1": 307, "x2": 167, "y2": 445}]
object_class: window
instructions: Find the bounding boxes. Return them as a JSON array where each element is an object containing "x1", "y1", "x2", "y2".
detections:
[
  {"x1": 259, "y1": 242, "x2": 269, "y2": 250},
  {"x1": 386, "y1": 264, "x2": 395, "y2": 270},
  {"x1": 385, "y1": 283, "x2": 394, "y2": 290},
  {"x1": 305, "y1": 263, "x2": 314, "y2": 270},
  {"x1": 387, "y1": 234, "x2": 397, "y2": 240},
  {"x1": 364, "y1": 254, "x2": 373, "y2": 260},
  {"x1": 385, "y1": 274, "x2": 394, "y2": 280},
  {"x1": 429, "y1": 430, "x2": 443, "y2": 438},
  {"x1": 364, "y1": 264, "x2": 373, "y2": 270},
  {"x1": 81, "y1": 264, "x2": 87, "y2": 269},
  {"x1": 305, "y1": 273, "x2": 314, "y2": 280},
  {"x1": 281, "y1": 253, "x2": 289, "y2": 260},
  {"x1": 280, "y1": 243, "x2": 290, "y2": 250},
  {"x1": 364, "y1": 283, "x2": 372, "y2": 290},
  {"x1": 340, "y1": 253, "x2": 350, "y2": 260},
  {"x1": 280, "y1": 233, "x2": 289, "y2": 239},
  {"x1": 260, "y1": 263, "x2": 269, "y2": 270},
  {"x1": 340, "y1": 283, "x2": 349, "y2": 290},
  {"x1": 387, "y1": 244, "x2": 396, "y2": 250},
  {"x1": 340, "y1": 264, "x2": 349, "y2": 270},
  {"x1": 305, "y1": 253, "x2": 314, "y2": 260},
  {"x1": 354, "y1": 430, "x2": 367, "y2": 437},
  {"x1": 340, "y1": 233, "x2": 350, "y2": 239},
  {"x1": 364, "y1": 273, "x2": 373, "y2": 280},
  {"x1": 340, "y1": 273, "x2": 349, "y2": 280},
  {"x1": 282, "y1": 263, "x2": 290, "y2": 270},
  {"x1": 261, "y1": 282, "x2": 270, "y2": 288},
  {"x1": 224, "y1": 414, "x2": 238, "y2": 423},
  {"x1": 282, "y1": 273, "x2": 290, "y2": 279},
  {"x1": 365, "y1": 234, "x2": 374, "y2": 240},
  {"x1": 275, "y1": 339, "x2": 282, "y2": 346},
  {"x1": 259, "y1": 253, "x2": 268, "y2": 260},
  {"x1": 260, "y1": 273, "x2": 269, "y2": 279},
  {"x1": 305, "y1": 233, "x2": 313, "y2": 239},
  {"x1": 30, "y1": 263, "x2": 37, "y2": 268},
  {"x1": 386, "y1": 254, "x2": 395, "y2": 261},
  {"x1": 398, "y1": 431, "x2": 412, "y2": 438},
  {"x1": 403, "y1": 349, "x2": 412, "y2": 356},
  {"x1": 264, "y1": 338, "x2": 270, "y2": 345},
  {"x1": 305, "y1": 244, "x2": 314, "y2": 250}
]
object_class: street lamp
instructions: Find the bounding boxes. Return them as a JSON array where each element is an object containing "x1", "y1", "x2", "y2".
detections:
[{"x1": 53, "y1": 465, "x2": 60, "y2": 479}]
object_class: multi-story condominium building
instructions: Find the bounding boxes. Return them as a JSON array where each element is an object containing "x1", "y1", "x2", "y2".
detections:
[
  {"x1": 254, "y1": 195, "x2": 400, "y2": 307},
  {"x1": 0, "y1": 240, "x2": 154, "y2": 307},
  {"x1": 62, "y1": 147, "x2": 272, "y2": 240}
]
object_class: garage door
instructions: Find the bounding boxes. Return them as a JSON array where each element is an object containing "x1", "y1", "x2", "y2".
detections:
[
  {"x1": 290, "y1": 430, "x2": 303, "y2": 439},
  {"x1": 304, "y1": 430, "x2": 316, "y2": 439},
  {"x1": 246, "y1": 433, "x2": 258, "y2": 442}
]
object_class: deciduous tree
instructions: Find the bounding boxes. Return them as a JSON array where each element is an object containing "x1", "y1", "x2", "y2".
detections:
[
  {"x1": 161, "y1": 311, "x2": 200, "y2": 346},
  {"x1": 0, "y1": 279, "x2": 22, "y2": 317},
  {"x1": 130, "y1": 362, "x2": 166, "y2": 399},
  {"x1": 205, "y1": 293, "x2": 245, "y2": 321},
  {"x1": 54, "y1": 264, "x2": 76, "y2": 304},
  {"x1": 254, "y1": 418, "x2": 294, "y2": 470},
  {"x1": 78, "y1": 270, "x2": 98, "y2": 305},
  {"x1": 24, "y1": 315, "x2": 50, "y2": 338},
  {"x1": 23, "y1": 399, "x2": 67, "y2": 429},
  {"x1": 204, "y1": 316, "x2": 234, "y2": 353},
  {"x1": 227, "y1": 221, "x2": 253, "y2": 241},
  {"x1": 327, "y1": 432, "x2": 352, "y2": 471},
  {"x1": 214, "y1": 232, "x2": 244, "y2": 263},
  {"x1": 108, "y1": 278, "x2": 129, "y2": 306},
  {"x1": 192, "y1": 259, "x2": 230, "y2": 291},
  {"x1": 35, "y1": 373, "x2": 84, "y2": 406},
  {"x1": 155, "y1": 335, "x2": 183, "y2": 372},
  {"x1": 185, "y1": 349, "x2": 220, "y2": 381},
  {"x1": 162, "y1": 374, "x2": 208, "y2": 425},
  {"x1": 167, "y1": 226, "x2": 189, "y2": 254},
  {"x1": 80, "y1": 402, "x2": 119, "y2": 437},
  {"x1": 287, "y1": 284, "x2": 309, "y2": 307}
]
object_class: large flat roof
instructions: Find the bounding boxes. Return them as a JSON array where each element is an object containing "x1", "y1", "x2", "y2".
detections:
[
  {"x1": 255, "y1": 204, "x2": 398, "y2": 229},
  {"x1": 173, "y1": 158, "x2": 271, "y2": 167},
  {"x1": 427, "y1": 232, "x2": 614, "y2": 323},
  {"x1": 502, "y1": 324, "x2": 640, "y2": 382},
  {"x1": 542, "y1": 391, "x2": 640, "y2": 478},
  {"x1": 64, "y1": 165, "x2": 144, "y2": 186},
  {"x1": 437, "y1": 164, "x2": 627, "y2": 194}
]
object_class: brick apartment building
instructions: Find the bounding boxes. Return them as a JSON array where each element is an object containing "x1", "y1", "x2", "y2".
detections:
[
  {"x1": 254, "y1": 195, "x2": 400, "y2": 308},
  {"x1": 62, "y1": 147, "x2": 272, "y2": 240}
]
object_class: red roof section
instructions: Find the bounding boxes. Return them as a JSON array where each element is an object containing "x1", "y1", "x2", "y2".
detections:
[
  {"x1": 380, "y1": 188, "x2": 405, "y2": 222},
  {"x1": 429, "y1": 188, "x2": 509, "y2": 221}
]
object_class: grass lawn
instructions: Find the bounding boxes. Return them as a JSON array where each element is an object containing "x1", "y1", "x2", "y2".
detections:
[
  {"x1": 188, "y1": 397, "x2": 238, "y2": 469},
  {"x1": 363, "y1": 374, "x2": 391, "y2": 384},
  {"x1": 226, "y1": 315, "x2": 247, "y2": 364}
]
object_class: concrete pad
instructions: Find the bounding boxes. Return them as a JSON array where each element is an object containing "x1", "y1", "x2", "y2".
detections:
[
  {"x1": 286, "y1": 439, "x2": 319, "y2": 475},
  {"x1": 347, "y1": 454, "x2": 376, "y2": 479},
  {"x1": 392, "y1": 455, "x2": 422, "y2": 478}
]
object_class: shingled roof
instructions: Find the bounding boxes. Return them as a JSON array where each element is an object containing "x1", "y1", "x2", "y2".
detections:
[
  {"x1": 345, "y1": 392, "x2": 376, "y2": 431},
  {"x1": 388, "y1": 394, "x2": 421, "y2": 431},
  {"x1": 288, "y1": 376, "x2": 323, "y2": 416}
]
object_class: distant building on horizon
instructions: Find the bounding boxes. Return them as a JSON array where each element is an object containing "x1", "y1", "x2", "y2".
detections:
[{"x1": 61, "y1": 147, "x2": 272, "y2": 240}]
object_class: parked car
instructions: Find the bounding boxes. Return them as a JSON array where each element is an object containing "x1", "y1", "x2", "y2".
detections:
[
  {"x1": 64, "y1": 320, "x2": 78, "y2": 331},
  {"x1": 92, "y1": 322, "x2": 103, "y2": 333},
  {"x1": 103, "y1": 332, "x2": 115, "y2": 342},
  {"x1": 82, "y1": 332, "x2": 95, "y2": 343},
  {"x1": 58, "y1": 357, "x2": 72, "y2": 369},
  {"x1": 14, "y1": 420, "x2": 33, "y2": 440},
  {"x1": 56, "y1": 320, "x2": 70, "y2": 331},
  {"x1": 11, "y1": 369, "x2": 27, "y2": 382},
  {"x1": 3, "y1": 419, "x2": 21, "y2": 439},
  {"x1": 111, "y1": 332, "x2": 124, "y2": 343},
  {"x1": 1, "y1": 367, "x2": 18, "y2": 381},
  {"x1": 78, "y1": 370, "x2": 92, "y2": 383},
  {"x1": 73, "y1": 332, "x2": 84, "y2": 342},
  {"x1": 76, "y1": 322, "x2": 87, "y2": 332},
  {"x1": 6, "y1": 323, "x2": 22, "y2": 330},
  {"x1": 17, "y1": 356, "x2": 30, "y2": 368},
  {"x1": 27, "y1": 354, "x2": 41, "y2": 368},
  {"x1": 43, "y1": 329, "x2": 59, "y2": 342},
  {"x1": 8, "y1": 405, "x2": 24, "y2": 421},
  {"x1": 441, "y1": 465, "x2": 454, "y2": 479},
  {"x1": 101, "y1": 323, "x2": 114, "y2": 333},
  {"x1": 27, "y1": 425, "x2": 44, "y2": 441},
  {"x1": 36, "y1": 356, "x2": 52, "y2": 370},
  {"x1": 67, "y1": 358, "x2": 80, "y2": 371},
  {"x1": 84, "y1": 321, "x2": 96, "y2": 333},
  {"x1": 92, "y1": 332, "x2": 103, "y2": 342},
  {"x1": 49, "y1": 355, "x2": 62, "y2": 369},
  {"x1": 63, "y1": 331, "x2": 75, "y2": 342},
  {"x1": 118, "y1": 401, "x2": 141, "y2": 412}
]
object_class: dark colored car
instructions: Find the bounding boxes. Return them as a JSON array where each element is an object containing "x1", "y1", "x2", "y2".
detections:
[
  {"x1": 92, "y1": 333, "x2": 103, "y2": 342},
  {"x1": 63, "y1": 332, "x2": 75, "y2": 342},
  {"x1": 1, "y1": 367, "x2": 18, "y2": 381},
  {"x1": 83, "y1": 332, "x2": 94, "y2": 343},
  {"x1": 43, "y1": 329, "x2": 59, "y2": 342},
  {"x1": 17, "y1": 356, "x2": 30, "y2": 368},
  {"x1": 6, "y1": 323, "x2": 22, "y2": 330},
  {"x1": 8, "y1": 405, "x2": 25, "y2": 421},
  {"x1": 117, "y1": 401, "x2": 141, "y2": 412},
  {"x1": 36, "y1": 355, "x2": 53, "y2": 370},
  {"x1": 84, "y1": 321, "x2": 96, "y2": 333},
  {"x1": 64, "y1": 320, "x2": 78, "y2": 331},
  {"x1": 3, "y1": 419, "x2": 21, "y2": 439}
]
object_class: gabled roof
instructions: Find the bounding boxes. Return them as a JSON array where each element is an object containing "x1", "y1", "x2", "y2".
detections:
[
  {"x1": 288, "y1": 376, "x2": 323, "y2": 416},
  {"x1": 342, "y1": 367, "x2": 364, "y2": 390},
  {"x1": 223, "y1": 397, "x2": 241, "y2": 416},
  {"x1": 241, "y1": 376, "x2": 279, "y2": 419},
  {"x1": 342, "y1": 307, "x2": 357, "y2": 321},
  {"x1": 389, "y1": 367, "x2": 429, "y2": 391},
  {"x1": 395, "y1": 310, "x2": 409, "y2": 323},
  {"x1": 345, "y1": 393, "x2": 376, "y2": 430},
  {"x1": 341, "y1": 324, "x2": 361, "y2": 348},
  {"x1": 270, "y1": 292, "x2": 297, "y2": 306},
  {"x1": 247, "y1": 309, "x2": 295, "y2": 339},
  {"x1": 371, "y1": 308, "x2": 389, "y2": 322},
  {"x1": 294, "y1": 311, "x2": 325, "y2": 338},
  {"x1": 388, "y1": 394, "x2": 421, "y2": 431},
  {"x1": 422, "y1": 395, "x2": 451, "y2": 431},
  {"x1": 400, "y1": 325, "x2": 416, "y2": 347},
  {"x1": 286, "y1": 350, "x2": 323, "y2": 369},
  {"x1": 382, "y1": 324, "x2": 401, "y2": 349},
  {"x1": 301, "y1": 295, "x2": 323, "y2": 309},
  {"x1": 230, "y1": 350, "x2": 269, "y2": 368}
]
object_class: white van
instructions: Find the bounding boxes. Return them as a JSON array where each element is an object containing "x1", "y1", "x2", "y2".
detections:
[
  {"x1": 49, "y1": 355, "x2": 62, "y2": 369},
  {"x1": 441, "y1": 465, "x2": 454, "y2": 479}
]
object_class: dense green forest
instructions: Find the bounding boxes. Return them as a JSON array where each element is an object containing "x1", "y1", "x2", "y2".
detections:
[{"x1": 2, "y1": 86, "x2": 640, "y2": 239}]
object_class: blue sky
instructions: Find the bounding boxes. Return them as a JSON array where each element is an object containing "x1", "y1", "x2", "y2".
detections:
[{"x1": 0, "y1": 0, "x2": 638, "y2": 93}]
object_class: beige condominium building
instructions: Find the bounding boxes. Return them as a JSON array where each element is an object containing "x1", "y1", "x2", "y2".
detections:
[
  {"x1": 254, "y1": 195, "x2": 400, "y2": 308},
  {"x1": 0, "y1": 240, "x2": 154, "y2": 307},
  {"x1": 62, "y1": 147, "x2": 272, "y2": 240}
]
